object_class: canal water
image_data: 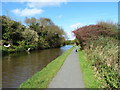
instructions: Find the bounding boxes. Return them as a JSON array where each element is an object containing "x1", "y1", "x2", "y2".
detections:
[{"x1": 2, "y1": 45, "x2": 72, "y2": 88}]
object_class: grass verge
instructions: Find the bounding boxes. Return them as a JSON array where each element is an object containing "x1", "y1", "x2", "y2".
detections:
[
  {"x1": 78, "y1": 49, "x2": 101, "y2": 88},
  {"x1": 19, "y1": 46, "x2": 74, "y2": 88}
]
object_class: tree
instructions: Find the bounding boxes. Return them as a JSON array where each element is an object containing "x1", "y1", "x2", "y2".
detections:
[
  {"x1": 1, "y1": 15, "x2": 24, "y2": 45},
  {"x1": 24, "y1": 17, "x2": 66, "y2": 48},
  {"x1": 25, "y1": 17, "x2": 36, "y2": 25},
  {"x1": 37, "y1": 17, "x2": 54, "y2": 26},
  {"x1": 22, "y1": 29, "x2": 39, "y2": 45}
]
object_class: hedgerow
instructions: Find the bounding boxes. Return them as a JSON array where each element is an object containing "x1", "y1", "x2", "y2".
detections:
[{"x1": 73, "y1": 22, "x2": 120, "y2": 88}]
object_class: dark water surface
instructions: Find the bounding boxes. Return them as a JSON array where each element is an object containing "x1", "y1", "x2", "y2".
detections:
[{"x1": 2, "y1": 45, "x2": 72, "y2": 88}]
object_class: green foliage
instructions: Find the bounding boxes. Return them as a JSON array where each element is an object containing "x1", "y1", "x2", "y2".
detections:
[
  {"x1": 64, "y1": 40, "x2": 75, "y2": 45},
  {"x1": 25, "y1": 17, "x2": 65, "y2": 48},
  {"x1": 1, "y1": 46, "x2": 9, "y2": 56},
  {"x1": 19, "y1": 47, "x2": 74, "y2": 88},
  {"x1": 1, "y1": 15, "x2": 66, "y2": 55},
  {"x1": 14, "y1": 46, "x2": 25, "y2": 52},
  {"x1": 17, "y1": 41, "x2": 26, "y2": 46},
  {"x1": 73, "y1": 20, "x2": 119, "y2": 88},
  {"x1": 10, "y1": 32, "x2": 23, "y2": 45},
  {"x1": 78, "y1": 49, "x2": 101, "y2": 88},
  {"x1": 84, "y1": 36, "x2": 120, "y2": 88},
  {"x1": 1, "y1": 16, "x2": 24, "y2": 44},
  {"x1": 24, "y1": 45, "x2": 37, "y2": 50},
  {"x1": 22, "y1": 29, "x2": 39, "y2": 45},
  {"x1": 37, "y1": 36, "x2": 50, "y2": 49}
]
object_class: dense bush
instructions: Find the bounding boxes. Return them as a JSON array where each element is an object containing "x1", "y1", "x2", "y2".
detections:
[
  {"x1": 73, "y1": 22, "x2": 119, "y2": 88},
  {"x1": 1, "y1": 15, "x2": 24, "y2": 45},
  {"x1": 1, "y1": 46, "x2": 9, "y2": 56},
  {"x1": 37, "y1": 36, "x2": 50, "y2": 49},
  {"x1": 1, "y1": 16, "x2": 66, "y2": 56},
  {"x1": 22, "y1": 28, "x2": 39, "y2": 45},
  {"x1": 85, "y1": 37, "x2": 120, "y2": 88},
  {"x1": 73, "y1": 25, "x2": 118, "y2": 50}
]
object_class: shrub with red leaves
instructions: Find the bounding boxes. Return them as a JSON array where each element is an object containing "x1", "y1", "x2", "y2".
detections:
[
  {"x1": 72, "y1": 25, "x2": 118, "y2": 50},
  {"x1": 73, "y1": 24, "x2": 120, "y2": 88}
]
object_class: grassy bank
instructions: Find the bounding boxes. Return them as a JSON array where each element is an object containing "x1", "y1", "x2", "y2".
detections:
[
  {"x1": 19, "y1": 46, "x2": 74, "y2": 88},
  {"x1": 78, "y1": 49, "x2": 102, "y2": 88}
]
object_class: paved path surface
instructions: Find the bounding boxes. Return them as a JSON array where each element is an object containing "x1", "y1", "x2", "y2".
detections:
[{"x1": 48, "y1": 47, "x2": 84, "y2": 88}]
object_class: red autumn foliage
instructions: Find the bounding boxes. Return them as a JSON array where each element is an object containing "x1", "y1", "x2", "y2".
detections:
[{"x1": 72, "y1": 25, "x2": 118, "y2": 50}]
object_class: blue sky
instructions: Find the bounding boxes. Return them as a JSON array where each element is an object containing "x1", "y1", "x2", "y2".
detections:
[{"x1": 2, "y1": 2, "x2": 118, "y2": 40}]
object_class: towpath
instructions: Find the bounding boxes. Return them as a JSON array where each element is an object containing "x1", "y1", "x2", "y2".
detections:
[{"x1": 48, "y1": 47, "x2": 84, "y2": 88}]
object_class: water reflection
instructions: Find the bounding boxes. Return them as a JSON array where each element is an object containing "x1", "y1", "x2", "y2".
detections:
[{"x1": 2, "y1": 45, "x2": 72, "y2": 88}]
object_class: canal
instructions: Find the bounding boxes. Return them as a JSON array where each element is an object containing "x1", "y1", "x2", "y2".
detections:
[{"x1": 2, "y1": 45, "x2": 72, "y2": 88}]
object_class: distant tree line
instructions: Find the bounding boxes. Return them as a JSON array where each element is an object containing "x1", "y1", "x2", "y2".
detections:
[
  {"x1": 63, "y1": 39, "x2": 76, "y2": 45},
  {"x1": 0, "y1": 16, "x2": 66, "y2": 55}
]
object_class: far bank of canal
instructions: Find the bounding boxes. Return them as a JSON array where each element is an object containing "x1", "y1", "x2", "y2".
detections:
[{"x1": 2, "y1": 45, "x2": 72, "y2": 88}]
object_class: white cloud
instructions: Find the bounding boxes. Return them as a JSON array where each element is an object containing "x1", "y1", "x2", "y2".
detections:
[
  {"x1": 65, "y1": 30, "x2": 75, "y2": 40},
  {"x1": 12, "y1": 8, "x2": 43, "y2": 16},
  {"x1": 70, "y1": 23, "x2": 84, "y2": 29},
  {"x1": 65, "y1": 22, "x2": 85, "y2": 40},
  {"x1": 11, "y1": 0, "x2": 67, "y2": 16},
  {"x1": 24, "y1": 0, "x2": 67, "y2": 2},
  {"x1": 56, "y1": 15, "x2": 62, "y2": 19},
  {"x1": 2, "y1": 0, "x2": 119, "y2": 2},
  {"x1": 27, "y1": 2, "x2": 60, "y2": 8},
  {"x1": 27, "y1": 0, "x2": 67, "y2": 8}
]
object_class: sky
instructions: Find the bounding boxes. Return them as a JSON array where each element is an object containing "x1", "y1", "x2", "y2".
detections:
[{"x1": 1, "y1": 1, "x2": 118, "y2": 40}]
